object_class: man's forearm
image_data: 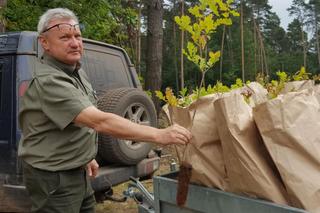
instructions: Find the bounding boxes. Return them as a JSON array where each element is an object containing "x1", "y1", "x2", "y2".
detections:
[
  {"x1": 93, "y1": 112, "x2": 162, "y2": 143},
  {"x1": 74, "y1": 106, "x2": 191, "y2": 146}
]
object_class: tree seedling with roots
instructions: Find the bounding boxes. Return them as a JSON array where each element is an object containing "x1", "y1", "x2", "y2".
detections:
[{"x1": 172, "y1": 0, "x2": 239, "y2": 207}]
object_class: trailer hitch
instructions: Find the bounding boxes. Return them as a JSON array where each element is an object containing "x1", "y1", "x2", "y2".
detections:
[
  {"x1": 95, "y1": 188, "x2": 127, "y2": 203},
  {"x1": 123, "y1": 176, "x2": 155, "y2": 212}
]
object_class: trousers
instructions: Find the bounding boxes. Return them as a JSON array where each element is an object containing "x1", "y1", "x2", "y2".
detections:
[{"x1": 22, "y1": 161, "x2": 96, "y2": 213}]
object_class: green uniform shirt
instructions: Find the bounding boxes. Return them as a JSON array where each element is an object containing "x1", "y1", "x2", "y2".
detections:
[{"x1": 18, "y1": 54, "x2": 98, "y2": 171}]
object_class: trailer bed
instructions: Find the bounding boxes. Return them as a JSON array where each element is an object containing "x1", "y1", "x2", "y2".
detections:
[{"x1": 152, "y1": 172, "x2": 308, "y2": 213}]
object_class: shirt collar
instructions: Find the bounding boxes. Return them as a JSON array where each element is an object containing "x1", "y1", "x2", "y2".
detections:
[{"x1": 42, "y1": 53, "x2": 81, "y2": 74}]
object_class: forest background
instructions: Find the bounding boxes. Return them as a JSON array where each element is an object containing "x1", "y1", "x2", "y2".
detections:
[{"x1": 1, "y1": 0, "x2": 319, "y2": 109}]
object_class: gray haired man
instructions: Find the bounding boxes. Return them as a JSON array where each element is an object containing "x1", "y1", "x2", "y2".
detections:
[{"x1": 18, "y1": 8, "x2": 192, "y2": 213}]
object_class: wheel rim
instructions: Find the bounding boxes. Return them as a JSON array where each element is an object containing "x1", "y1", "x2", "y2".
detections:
[{"x1": 120, "y1": 102, "x2": 152, "y2": 150}]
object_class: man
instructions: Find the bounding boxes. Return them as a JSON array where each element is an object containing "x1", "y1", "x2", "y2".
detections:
[{"x1": 18, "y1": 8, "x2": 192, "y2": 213}]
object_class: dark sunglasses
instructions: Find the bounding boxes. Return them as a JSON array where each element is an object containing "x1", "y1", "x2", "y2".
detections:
[{"x1": 42, "y1": 23, "x2": 81, "y2": 33}]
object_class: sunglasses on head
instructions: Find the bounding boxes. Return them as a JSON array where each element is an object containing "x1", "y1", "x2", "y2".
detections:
[{"x1": 42, "y1": 23, "x2": 81, "y2": 33}]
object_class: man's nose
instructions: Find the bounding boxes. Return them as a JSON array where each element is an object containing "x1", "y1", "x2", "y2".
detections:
[{"x1": 69, "y1": 37, "x2": 80, "y2": 47}]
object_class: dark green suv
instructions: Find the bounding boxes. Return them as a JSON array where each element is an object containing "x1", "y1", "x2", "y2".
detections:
[{"x1": 0, "y1": 31, "x2": 160, "y2": 212}]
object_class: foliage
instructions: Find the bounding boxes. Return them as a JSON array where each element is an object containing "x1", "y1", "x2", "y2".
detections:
[
  {"x1": 207, "y1": 81, "x2": 231, "y2": 94},
  {"x1": 156, "y1": 80, "x2": 235, "y2": 107},
  {"x1": 230, "y1": 78, "x2": 244, "y2": 89},
  {"x1": 292, "y1": 66, "x2": 310, "y2": 81},
  {"x1": 255, "y1": 73, "x2": 268, "y2": 87},
  {"x1": 266, "y1": 71, "x2": 289, "y2": 99},
  {"x1": 174, "y1": 0, "x2": 239, "y2": 74},
  {"x1": 155, "y1": 88, "x2": 179, "y2": 107},
  {"x1": 266, "y1": 67, "x2": 312, "y2": 99},
  {"x1": 3, "y1": 0, "x2": 137, "y2": 48},
  {"x1": 3, "y1": 0, "x2": 320, "y2": 92},
  {"x1": 157, "y1": 66, "x2": 319, "y2": 107}
]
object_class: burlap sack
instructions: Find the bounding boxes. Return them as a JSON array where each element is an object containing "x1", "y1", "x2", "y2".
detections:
[
  {"x1": 169, "y1": 94, "x2": 228, "y2": 190},
  {"x1": 253, "y1": 90, "x2": 320, "y2": 212},
  {"x1": 214, "y1": 92, "x2": 288, "y2": 205}
]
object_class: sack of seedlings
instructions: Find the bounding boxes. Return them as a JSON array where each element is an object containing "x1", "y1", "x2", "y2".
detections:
[
  {"x1": 214, "y1": 89, "x2": 289, "y2": 205},
  {"x1": 281, "y1": 80, "x2": 314, "y2": 94},
  {"x1": 169, "y1": 94, "x2": 228, "y2": 190},
  {"x1": 253, "y1": 89, "x2": 320, "y2": 213}
]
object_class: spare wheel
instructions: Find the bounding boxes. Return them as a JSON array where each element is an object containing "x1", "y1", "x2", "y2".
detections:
[{"x1": 97, "y1": 88, "x2": 157, "y2": 165}]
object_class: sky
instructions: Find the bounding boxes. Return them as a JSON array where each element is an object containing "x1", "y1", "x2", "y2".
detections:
[{"x1": 268, "y1": 0, "x2": 294, "y2": 30}]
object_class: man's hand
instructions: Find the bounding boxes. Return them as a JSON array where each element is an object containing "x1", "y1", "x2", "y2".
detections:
[
  {"x1": 86, "y1": 159, "x2": 99, "y2": 178},
  {"x1": 157, "y1": 124, "x2": 192, "y2": 145}
]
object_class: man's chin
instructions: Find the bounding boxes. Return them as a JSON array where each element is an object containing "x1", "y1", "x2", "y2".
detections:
[{"x1": 65, "y1": 56, "x2": 81, "y2": 65}]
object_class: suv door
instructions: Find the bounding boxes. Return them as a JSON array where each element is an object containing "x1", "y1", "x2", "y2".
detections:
[{"x1": 0, "y1": 56, "x2": 15, "y2": 174}]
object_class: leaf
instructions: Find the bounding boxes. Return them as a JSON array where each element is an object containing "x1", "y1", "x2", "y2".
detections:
[
  {"x1": 293, "y1": 66, "x2": 310, "y2": 81},
  {"x1": 165, "y1": 88, "x2": 178, "y2": 107},
  {"x1": 207, "y1": 51, "x2": 221, "y2": 67},
  {"x1": 145, "y1": 90, "x2": 152, "y2": 98},
  {"x1": 213, "y1": 81, "x2": 230, "y2": 93},
  {"x1": 179, "y1": 87, "x2": 188, "y2": 97},
  {"x1": 188, "y1": 5, "x2": 201, "y2": 18},
  {"x1": 155, "y1": 90, "x2": 166, "y2": 102},
  {"x1": 231, "y1": 78, "x2": 243, "y2": 89},
  {"x1": 230, "y1": 10, "x2": 240, "y2": 17},
  {"x1": 216, "y1": 0, "x2": 228, "y2": 11},
  {"x1": 207, "y1": 1, "x2": 219, "y2": 16},
  {"x1": 203, "y1": 14, "x2": 214, "y2": 34},
  {"x1": 174, "y1": 15, "x2": 191, "y2": 31},
  {"x1": 222, "y1": 12, "x2": 229, "y2": 18}
]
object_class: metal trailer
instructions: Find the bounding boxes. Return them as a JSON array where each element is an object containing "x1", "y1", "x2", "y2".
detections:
[{"x1": 127, "y1": 172, "x2": 309, "y2": 213}]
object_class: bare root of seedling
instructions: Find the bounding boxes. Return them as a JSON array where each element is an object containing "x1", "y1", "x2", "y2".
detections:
[{"x1": 176, "y1": 162, "x2": 192, "y2": 207}]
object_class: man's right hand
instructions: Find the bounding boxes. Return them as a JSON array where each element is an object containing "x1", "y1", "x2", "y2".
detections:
[{"x1": 156, "y1": 124, "x2": 192, "y2": 145}]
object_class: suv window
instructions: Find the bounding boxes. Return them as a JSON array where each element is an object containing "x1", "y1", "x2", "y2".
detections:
[{"x1": 82, "y1": 47, "x2": 132, "y2": 94}]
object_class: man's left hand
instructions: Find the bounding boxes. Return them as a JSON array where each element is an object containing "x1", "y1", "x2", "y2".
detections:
[{"x1": 86, "y1": 159, "x2": 99, "y2": 178}]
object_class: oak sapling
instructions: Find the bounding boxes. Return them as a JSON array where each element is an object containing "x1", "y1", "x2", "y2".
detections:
[{"x1": 173, "y1": 0, "x2": 239, "y2": 207}]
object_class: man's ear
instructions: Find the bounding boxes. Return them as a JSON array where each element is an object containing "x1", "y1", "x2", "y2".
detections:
[{"x1": 38, "y1": 35, "x2": 49, "y2": 51}]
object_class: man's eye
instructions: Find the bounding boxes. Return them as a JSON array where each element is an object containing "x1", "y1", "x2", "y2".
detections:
[
  {"x1": 60, "y1": 36, "x2": 69, "y2": 40},
  {"x1": 75, "y1": 35, "x2": 82, "y2": 40}
]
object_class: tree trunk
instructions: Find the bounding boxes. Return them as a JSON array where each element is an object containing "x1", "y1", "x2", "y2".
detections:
[
  {"x1": 145, "y1": 0, "x2": 163, "y2": 113},
  {"x1": 173, "y1": 0, "x2": 180, "y2": 92},
  {"x1": 316, "y1": 28, "x2": 320, "y2": 71},
  {"x1": 219, "y1": 26, "x2": 226, "y2": 82},
  {"x1": 227, "y1": 27, "x2": 234, "y2": 71},
  {"x1": 301, "y1": 24, "x2": 307, "y2": 68},
  {"x1": 253, "y1": 17, "x2": 257, "y2": 76},
  {"x1": 0, "y1": 0, "x2": 7, "y2": 32},
  {"x1": 240, "y1": 1, "x2": 245, "y2": 82},
  {"x1": 180, "y1": 0, "x2": 185, "y2": 89},
  {"x1": 136, "y1": 1, "x2": 142, "y2": 75},
  {"x1": 315, "y1": 13, "x2": 320, "y2": 71},
  {"x1": 255, "y1": 21, "x2": 268, "y2": 76}
]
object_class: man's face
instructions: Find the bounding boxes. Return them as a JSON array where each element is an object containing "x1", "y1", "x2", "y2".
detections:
[{"x1": 39, "y1": 18, "x2": 83, "y2": 66}]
